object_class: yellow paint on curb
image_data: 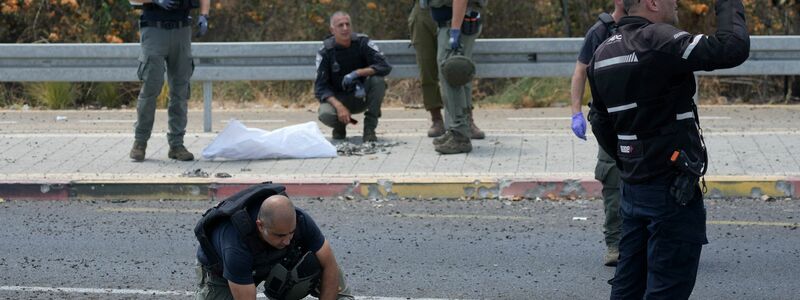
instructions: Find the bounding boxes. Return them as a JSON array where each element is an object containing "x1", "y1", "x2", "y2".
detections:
[
  {"x1": 398, "y1": 213, "x2": 533, "y2": 221},
  {"x1": 708, "y1": 220, "x2": 798, "y2": 227}
]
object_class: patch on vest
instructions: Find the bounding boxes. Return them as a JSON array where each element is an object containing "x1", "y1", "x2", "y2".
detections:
[
  {"x1": 367, "y1": 40, "x2": 381, "y2": 53},
  {"x1": 618, "y1": 141, "x2": 643, "y2": 158}
]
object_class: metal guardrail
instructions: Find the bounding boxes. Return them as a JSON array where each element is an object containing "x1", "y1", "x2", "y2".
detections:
[{"x1": 1, "y1": 36, "x2": 799, "y2": 131}]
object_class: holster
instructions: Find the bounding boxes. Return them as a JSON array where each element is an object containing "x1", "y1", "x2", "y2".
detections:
[
  {"x1": 461, "y1": 11, "x2": 481, "y2": 35},
  {"x1": 669, "y1": 150, "x2": 704, "y2": 206}
]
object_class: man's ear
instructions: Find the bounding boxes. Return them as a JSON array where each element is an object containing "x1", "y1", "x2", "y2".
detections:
[{"x1": 644, "y1": 0, "x2": 660, "y2": 12}]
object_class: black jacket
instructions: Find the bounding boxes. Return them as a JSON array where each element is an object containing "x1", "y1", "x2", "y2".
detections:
[
  {"x1": 587, "y1": 0, "x2": 749, "y2": 183},
  {"x1": 314, "y1": 33, "x2": 392, "y2": 102}
]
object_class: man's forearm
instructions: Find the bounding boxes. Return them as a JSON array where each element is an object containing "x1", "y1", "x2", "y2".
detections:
[
  {"x1": 200, "y1": 0, "x2": 210, "y2": 15},
  {"x1": 450, "y1": 0, "x2": 467, "y2": 29},
  {"x1": 318, "y1": 265, "x2": 340, "y2": 300},
  {"x1": 570, "y1": 62, "x2": 588, "y2": 115},
  {"x1": 129, "y1": 0, "x2": 151, "y2": 4}
]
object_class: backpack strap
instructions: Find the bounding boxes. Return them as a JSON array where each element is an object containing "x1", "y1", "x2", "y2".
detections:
[{"x1": 598, "y1": 12, "x2": 617, "y2": 35}]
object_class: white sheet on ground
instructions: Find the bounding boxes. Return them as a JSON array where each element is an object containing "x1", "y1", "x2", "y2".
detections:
[{"x1": 202, "y1": 120, "x2": 337, "y2": 160}]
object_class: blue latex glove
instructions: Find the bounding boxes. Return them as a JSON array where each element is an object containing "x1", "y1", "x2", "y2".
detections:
[
  {"x1": 341, "y1": 71, "x2": 359, "y2": 90},
  {"x1": 195, "y1": 14, "x2": 209, "y2": 37},
  {"x1": 571, "y1": 112, "x2": 587, "y2": 140},
  {"x1": 449, "y1": 28, "x2": 461, "y2": 50},
  {"x1": 153, "y1": 0, "x2": 178, "y2": 10}
]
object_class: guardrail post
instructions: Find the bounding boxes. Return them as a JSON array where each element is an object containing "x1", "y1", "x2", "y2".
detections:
[{"x1": 203, "y1": 81, "x2": 212, "y2": 132}]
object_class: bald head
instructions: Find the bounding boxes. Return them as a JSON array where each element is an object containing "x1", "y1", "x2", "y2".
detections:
[{"x1": 257, "y1": 195, "x2": 296, "y2": 228}]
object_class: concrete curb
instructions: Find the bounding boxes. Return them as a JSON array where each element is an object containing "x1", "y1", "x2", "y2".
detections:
[{"x1": 1, "y1": 176, "x2": 797, "y2": 201}]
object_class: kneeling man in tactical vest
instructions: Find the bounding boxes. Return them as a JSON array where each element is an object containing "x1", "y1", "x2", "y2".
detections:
[{"x1": 195, "y1": 184, "x2": 352, "y2": 300}]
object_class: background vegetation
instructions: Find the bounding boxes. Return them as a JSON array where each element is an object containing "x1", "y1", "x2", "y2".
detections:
[{"x1": 1, "y1": 0, "x2": 798, "y2": 109}]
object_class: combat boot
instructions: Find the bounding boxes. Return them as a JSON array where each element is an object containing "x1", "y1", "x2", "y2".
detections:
[
  {"x1": 468, "y1": 110, "x2": 485, "y2": 139},
  {"x1": 332, "y1": 124, "x2": 346, "y2": 140},
  {"x1": 168, "y1": 145, "x2": 195, "y2": 161},
  {"x1": 434, "y1": 130, "x2": 472, "y2": 154},
  {"x1": 363, "y1": 128, "x2": 377, "y2": 143},
  {"x1": 428, "y1": 108, "x2": 445, "y2": 138},
  {"x1": 129, "y1": 141, "x2": 147, "y2": 162},
  {"x1": 604, "y1": 247, "x2": 619, "y2": 267},
  {"x1": 433, "y1": 130, "x2": 452, "y2": 146}
]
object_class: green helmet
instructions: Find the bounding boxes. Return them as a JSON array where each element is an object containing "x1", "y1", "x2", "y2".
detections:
[{"x1": 440, "y1": 50, "x2": 476, "y2": 86}]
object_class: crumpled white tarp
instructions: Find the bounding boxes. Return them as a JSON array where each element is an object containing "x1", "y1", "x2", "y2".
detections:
[{"x1": 202, "y1": 120, "x2": 337, "y2": 160}]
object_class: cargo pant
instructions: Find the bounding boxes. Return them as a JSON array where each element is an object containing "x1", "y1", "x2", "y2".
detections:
[
  {"x1": 409, "y1": 1, "x2": 443, "y2": 111},
  {"x1": 318, "y1": 76, "x2": 386, "y2": 132},
  {"x1": 436, "y1": 17, "x2": 480, "y2": 138},
  {"x1": 610, "y1": 176, "x2": 707, "y2": 300},
  {"x1": 596, "y1": 148, "x2": 621, "y2": 250},
  {"x1": 195, "y1": 262, "x2": 354, "y2": 300},
  {"x1": 134, "y1": 25, "x2": 193, "y2": 147}
]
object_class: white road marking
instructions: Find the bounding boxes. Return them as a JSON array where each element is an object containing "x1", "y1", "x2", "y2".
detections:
[
  {"x1": 0, "y1": 285, "x2": 463, "y2": 300},
  {"x1": 507, "y1": 116, "x2": 731, "y2": 121},
  {"x1": 379, "y1": 118, "x2": 427, "y2": 122},
  {"x1": 221, "y1": 119, "x2": 286, "y2": 123},
  {"x1": 78, "y1": 119, "x2": 135, "y2": 123},
  {"x1": 0, "y1": 121, "x2": 18, "y2": 124}
]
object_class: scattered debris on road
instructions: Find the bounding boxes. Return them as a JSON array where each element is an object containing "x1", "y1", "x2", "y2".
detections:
[
  {"x1": 182, "y1": 169, "x2": 209, "y2": 178},
  {"x1": 335, "y1": 140, "x2": 403, "y2": 156},
  {"x1": 215, "y1": 172, "x2": 232, "y2": 178}
]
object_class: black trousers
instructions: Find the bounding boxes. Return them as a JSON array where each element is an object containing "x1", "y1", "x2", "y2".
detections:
[{"x1": 610, "y1": 176, "x2": 708, "y2": 300}]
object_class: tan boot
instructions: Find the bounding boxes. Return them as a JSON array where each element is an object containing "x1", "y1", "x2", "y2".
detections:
[
  {"x1": 129, "y1": 141, "x2": 146, "y2": 162},
  {"x1": 427, "y1": 108, "x2": 445, "y2": 138},
  {"x1": 468, "y1": 110, "x2": 485, "y2": 139},
  {"x1": 168, "y1": 145, "x2": 195, "y2": 161},
  {"x1": 434, "y1": 130, "x2": 472, "y2": 154}
]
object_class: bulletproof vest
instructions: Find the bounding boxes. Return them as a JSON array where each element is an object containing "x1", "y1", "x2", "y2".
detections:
[
  {"x1": 428, "y1": 0, "x2": 487, "y2": 9},
  {"x1": 323, "y1": 33, "x2": 370, "y2": 92},
  {"x1": 195, "y1": 183, "x2": 290, "y2": 277},
  {"x1": 589, "y1": 29, "x2": 704, "y2": 182}
]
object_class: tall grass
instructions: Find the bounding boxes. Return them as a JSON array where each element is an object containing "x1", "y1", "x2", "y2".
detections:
[{"x1": 26, "y1": 82, "x2": 77, "y2": 109}]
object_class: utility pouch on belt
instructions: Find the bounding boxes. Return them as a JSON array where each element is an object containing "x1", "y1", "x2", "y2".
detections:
[
  {"x1": 263, "y1": 251, "x2": 321, "y2": 300},
  {"x1": 461, "y1": 11, "x2": 481, "y2": 35},
  {"x1": 669, "y1": 150, "x2": 703, "y2": 206}
]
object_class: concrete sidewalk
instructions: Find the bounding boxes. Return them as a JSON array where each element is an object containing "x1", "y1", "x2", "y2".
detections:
[{"x1": 1, "y1": 106, "x2": 798, "y2": 200}]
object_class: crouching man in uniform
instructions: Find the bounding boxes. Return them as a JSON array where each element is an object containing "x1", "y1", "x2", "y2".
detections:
[
  {"x1": 195, "y1": 184, "x2": 353, "y2": 300},
  {"x1": 315, "y1": 11, "x2": 392, "y2": 143}
]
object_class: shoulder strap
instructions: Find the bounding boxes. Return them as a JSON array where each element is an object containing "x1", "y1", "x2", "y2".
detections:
[{"x1": 598, "y1": 12, "x2": 617, "y2": 35}]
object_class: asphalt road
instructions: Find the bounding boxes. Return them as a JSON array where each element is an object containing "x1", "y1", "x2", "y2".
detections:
[{"x1": 0, "y1": 197, "x2": 798, "y2": 299}]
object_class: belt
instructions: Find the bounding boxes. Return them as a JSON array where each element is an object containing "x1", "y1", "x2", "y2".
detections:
[{"x1": 139, "y1": 20, "x2": 190, "y2": 30}]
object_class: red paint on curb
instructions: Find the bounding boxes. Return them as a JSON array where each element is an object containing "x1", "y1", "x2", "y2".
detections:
[{"x1": 0, "y1": 184, "x2": 70, "y2": 201}]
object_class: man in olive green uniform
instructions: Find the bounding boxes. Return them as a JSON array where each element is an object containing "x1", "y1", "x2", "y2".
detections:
[
  {"x1": 409, "y1": 1, "x2": 445, "y2": 137},
  {"x1": 428, "y1": 0, "x2": 486, "y2": 154},
  {"x1": 128, "y1": 0, "x2": 210, "y2": 162}
]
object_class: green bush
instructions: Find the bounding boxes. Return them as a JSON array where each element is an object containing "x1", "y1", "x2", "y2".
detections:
[
  {"x1": 481, "y1": 77, "x2": 571, "y2": 108},
  {"x1": 26, "y1": 82, "x2": 77, "y2": 109},
  {"x1": 90, "y1": 82, "x2": 122, "y2": 108}
]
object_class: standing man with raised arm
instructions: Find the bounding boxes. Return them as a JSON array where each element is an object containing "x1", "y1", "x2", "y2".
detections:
[
  {"x1": 128, "y1": 0, "x2": 210, "y2": 162},
  {"x1": 569, "y1": 0, "x2": 626, "y2": 267},
  {"x1": 588, "y1": 0, "x2": 749, "y2": 298}
]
